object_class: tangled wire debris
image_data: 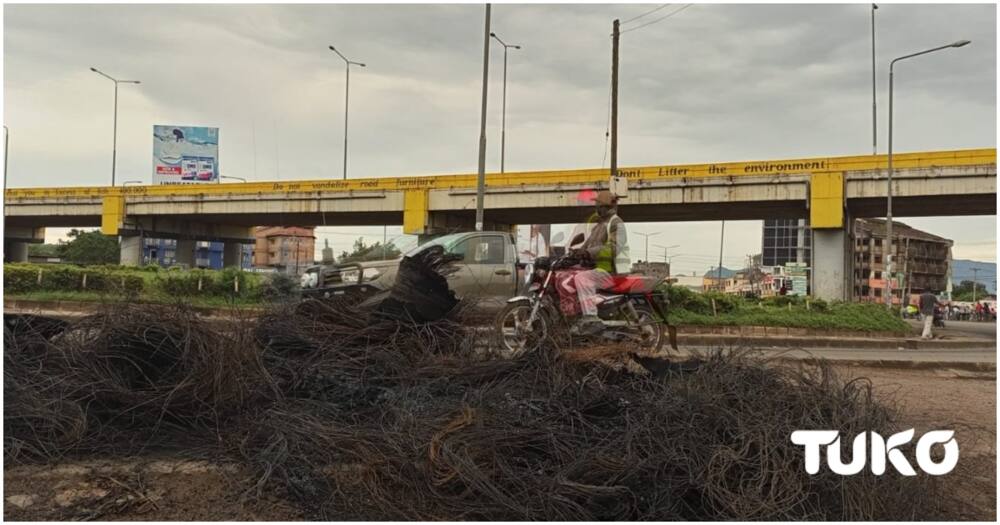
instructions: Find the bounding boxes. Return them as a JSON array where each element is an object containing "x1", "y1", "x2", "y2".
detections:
[{"x1": 2, "y1": 255, "x2": 963, "y2": 520}]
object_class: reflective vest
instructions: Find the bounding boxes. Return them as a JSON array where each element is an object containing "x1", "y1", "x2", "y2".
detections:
[{"x1": 587, "y1": 214, "x2": 631, "y2": 274}]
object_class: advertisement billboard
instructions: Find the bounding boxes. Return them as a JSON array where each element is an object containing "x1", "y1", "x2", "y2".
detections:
[
  {"x1": 152, "y1": 125, "x2": 219, "y2": 184},
  {"x1": 784, "y1": 262, "x2": 809, "y2": 296}
]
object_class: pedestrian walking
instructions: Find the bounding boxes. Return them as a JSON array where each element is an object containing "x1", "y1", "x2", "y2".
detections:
[{"x1": 919, "y1": 290, "x2": 941, "y2": 339}]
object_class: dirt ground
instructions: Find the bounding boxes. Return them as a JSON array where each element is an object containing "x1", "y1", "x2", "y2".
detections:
[
  {"x1": 834, "y1": 364, "x2": 997, "y2": 521},
  {"x1": 4, "y1": 364, "x2": 996, "y2": 521}
]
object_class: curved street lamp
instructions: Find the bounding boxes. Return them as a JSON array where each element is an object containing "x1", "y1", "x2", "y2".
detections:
[
  {"x1": 490, "y1": 32, "x2": 521, "y2": 173},
  {"x1": 884, "y1": 39, "x2": 970, "y2": 307},
  {"x1": 328, "y1": 45, "x2": 366, "y2": 180},
  {"x1": 90, "y1": 67, "x2": 140, "y2": 187}
]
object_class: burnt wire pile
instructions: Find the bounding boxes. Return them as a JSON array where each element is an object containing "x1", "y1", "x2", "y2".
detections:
[
  {"x1": 4, "y1": 315, "x2": 85, "y2": 462},
  {"x1": 5, "y1": 305, "x2": 269, "y2": 459},
  {"x1": 3, "y1": 252, "x2": 955, "y2": 520},
  {"x1": 234, "y1": 344, "x2": 946, "y2": 521}
]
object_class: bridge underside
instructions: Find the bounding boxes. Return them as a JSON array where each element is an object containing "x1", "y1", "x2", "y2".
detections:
[{"x1": 847, "y1": 194, "x2": 997, "y2": 218}]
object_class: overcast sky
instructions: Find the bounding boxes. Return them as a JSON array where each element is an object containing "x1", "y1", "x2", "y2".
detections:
[{"x1": 4, "y1": 3, "x2": 996, "y2": 273}]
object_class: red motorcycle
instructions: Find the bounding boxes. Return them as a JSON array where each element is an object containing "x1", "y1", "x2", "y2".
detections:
[{"x1": 494, "y1": 245, "x2": 675, "y2": 355}]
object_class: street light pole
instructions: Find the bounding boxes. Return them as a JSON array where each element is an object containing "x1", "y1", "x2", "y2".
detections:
[
  {"x1": 90, "y1": 67, "x2": 140, "y2": 187},
  {"x1": 654, "y1": 243, "x2": 680, "y2": 275},
  {"x1": 633, "y1": 231, "x2": 660, "y2": 263},
  {"x1": 885, "y1": 39, "x2": 970, "y2": 308},
  {"x1": 490, "y1": 32, "x2": 520, "y2": 174},
  {"x1": 871, "y1": 3, "x2": 878, "y2": 156},
  {"x1": 475, "y1": 4, "x2": 492, "y2": 232},
  {"x1": 328, "y1": 46, "x2": 366, "y2": 180}
]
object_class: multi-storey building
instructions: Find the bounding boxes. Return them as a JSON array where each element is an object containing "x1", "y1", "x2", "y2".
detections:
[
  {"x1": 761, "y1": 219, "x2": 811, "y2": 268},
  {"x1": 253, "y1": 226, "x2": 316, "y2": 274},
  {"x1": 851, "y1": 218, "x2": 952, "y2": 305},
  {"x1": 143, "y1": 238, "x2": 252, "y2": 269}
]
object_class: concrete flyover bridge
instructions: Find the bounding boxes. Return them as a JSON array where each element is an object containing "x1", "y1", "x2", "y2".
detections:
[{"x1": 4, "y1": 148, "x2": 995, "y2": 299}]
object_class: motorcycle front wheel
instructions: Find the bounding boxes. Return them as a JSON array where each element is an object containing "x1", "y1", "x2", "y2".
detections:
[
  {"x1": 495, "y1": 300, "x2": 549, "y2": 356},
  {"x1": 627, "y1": 304, "x2": 666, "y2": 354}
]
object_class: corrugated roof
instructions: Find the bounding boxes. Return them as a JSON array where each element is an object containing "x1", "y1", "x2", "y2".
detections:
[
  {"x1": 703, "y1": 266, "x2": 737, "y2": 279},
  {"x1": 855, "y1": 218, "x2": 952, "y2": 245}
]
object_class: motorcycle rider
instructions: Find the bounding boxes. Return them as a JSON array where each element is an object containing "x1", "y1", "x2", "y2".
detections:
[{"x1": 573, "y1": 190, "x2": 631, "y2": 334}]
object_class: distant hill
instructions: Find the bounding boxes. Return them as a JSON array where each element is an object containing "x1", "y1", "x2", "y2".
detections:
[{"x1": 952, "y1": 259, "x2": 997, "y2": 294}]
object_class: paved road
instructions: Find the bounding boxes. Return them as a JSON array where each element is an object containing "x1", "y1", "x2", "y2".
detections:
[
  {"x1": 906, "y1": 319, "x2": 997, "y2": 340},
  {"x1": 682, "y1": 344, "x2": 997, "y2": 365}
]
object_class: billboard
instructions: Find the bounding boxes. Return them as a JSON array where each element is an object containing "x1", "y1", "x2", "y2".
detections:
[
  {"x1": 784, "y1": 262, "x2": 809, "y2": 296},
  {"x1": 153, "y1": 125, "x2": 219, "y2": 184}
]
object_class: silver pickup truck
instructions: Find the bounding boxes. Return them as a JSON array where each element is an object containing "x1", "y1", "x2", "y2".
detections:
[{"x1": 300, "y1": 231, "x2": 520, "y2": 310}]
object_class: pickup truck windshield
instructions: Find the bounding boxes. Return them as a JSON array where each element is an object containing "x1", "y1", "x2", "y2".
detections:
[{"x1": 404, "y1": 232, "x2": 469, "y2": 257}]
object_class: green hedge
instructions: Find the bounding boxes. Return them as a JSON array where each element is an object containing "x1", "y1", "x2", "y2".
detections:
[
  {"x1": 657, "y1": 284, "x2": 908, "y2": 333},
  {"x1": 5, "y1": 263, "x2": 144, "y2": 295},
  {"x1": 153, "y1": 267, "x2": 259, "y2": 298},
  {"x1": 5, "y1": 263, "x2": 264, "y2": 299}
]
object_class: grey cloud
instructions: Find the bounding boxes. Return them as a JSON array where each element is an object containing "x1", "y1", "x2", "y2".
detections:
[{"x1": 5, "y1": 3, "x2": 995, "y2": 265}]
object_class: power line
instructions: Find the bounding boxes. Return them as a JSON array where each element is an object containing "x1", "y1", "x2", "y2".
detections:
[
  {"x1": 620, "y1": 4, "x2": 672, "y2": 25},
  {"x1": 620, "y1": 4, "x2": 693, "y2": 34}
]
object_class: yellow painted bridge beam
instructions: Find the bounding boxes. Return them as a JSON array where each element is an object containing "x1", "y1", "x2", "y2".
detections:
[
  {"x1": 5, "y1": 148, "x2": 994, "y2": 200},
  {"x1": 809, "y1": 172, "x2": 844, "y2": 229},
  {"x1": 100, "y1": 195, "x2": 125, "y2": 235}
]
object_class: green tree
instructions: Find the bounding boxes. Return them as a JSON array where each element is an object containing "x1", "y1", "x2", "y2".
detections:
[
  {"x1": 27, "y1": 243, "x2": 62, "y2": 258},
  {"x1": 952, "y1": 279, "x2": 990, "y2": 302},
  {"x1": 338, "y1": 237, "x2": 401, "y2": 263},
  {"x1": 59, "y1": 229, "x2": 120, "y2": 265}
]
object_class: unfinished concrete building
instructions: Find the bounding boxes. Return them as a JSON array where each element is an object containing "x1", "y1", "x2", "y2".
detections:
[{"x1": 851, "y1": 218, "x2": 952, "y2": 305}]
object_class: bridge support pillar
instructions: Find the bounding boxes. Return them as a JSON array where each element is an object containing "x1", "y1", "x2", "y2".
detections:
[
  {"x1": 811, "y1": 224, "x2": 851, "y2": 302},
  {"x1": 6, "y1": 241, "x2": 29, "y2": 262},
  {"x1": 223, "y1": 241, "x2": 244, "y2": 268},
  {"x1": 119, "y1": 236, "x2": 143, "y2": 266},
  {"x1": 413, "y1": 211, "x2": 513, "y2": 244},
  {"x1": 175, "y1": 239, "x2": 196, "y2": 267},
  {"x1": 4, "y1": 226, "x2": 45, "y2": 262}
]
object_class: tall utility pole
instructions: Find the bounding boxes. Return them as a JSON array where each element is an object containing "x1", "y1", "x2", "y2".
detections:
[
  {"x1": 475, "y1": 4, "x2": 492, "y2": 231},
  {"x1": 717, "y1": 220, "x2": 725, "y2": 291},
  {"x1": 490, "y1": 32, "x2": 520, "y2": 173},
  {"x1": 328, "y1": 45, "x2": 366, "y2": 180},
  {"x1": 972, "y1": 267, "x2": 979, "y2": 303},
  {"x1": 871, "y1": 3, "x2": 878, "y2": 156},
  {"x1": 610, "y1": 19, "x2": 620, "y2": 180},
  {"x1": 90, "y1": 67, "x2": 140, "y2": 186},
  {"x1": 3, "y1": 125, "x2": 8, "y2": 197}
]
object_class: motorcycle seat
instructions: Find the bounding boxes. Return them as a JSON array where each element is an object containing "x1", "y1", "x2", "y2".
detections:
[{"x1": 599, "y1": 275, "x2": 661, "y2": 295}]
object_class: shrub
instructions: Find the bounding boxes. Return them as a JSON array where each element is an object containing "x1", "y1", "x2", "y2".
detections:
[
  {"x1": 155, "y1": 269, "x2": 214, "y2": 296},
  {"x1": 207, "y1": 267, "x2": 260, "y2": 298},
  {"x1": 761, "y1": 295, "x2": 805, "y2": 308},
  {"x1": 257, "y1": 272, "x2": 300, "y2": 302},
  {"x1": 808, "y1": 298, "x2": 829, "y2": 312},
  {"x1": 4, "y1": 264, "x2": 40, "y2": 293},
  {"x1": 701, "y1": 291, "x2": 740, "y2": 314}
]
